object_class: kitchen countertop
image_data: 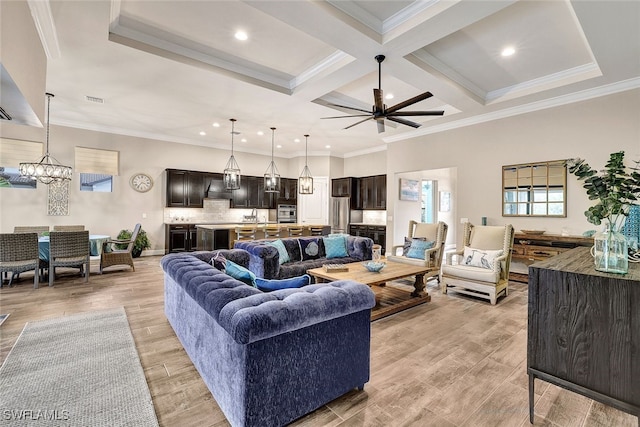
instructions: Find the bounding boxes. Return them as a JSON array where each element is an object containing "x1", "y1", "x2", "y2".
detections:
[
  {"x1": 349, "y1": 223, "x2": 387, "y2": 226},
  {"x1": 195, "y1": 223, "x2": 328, "y2": 230}
]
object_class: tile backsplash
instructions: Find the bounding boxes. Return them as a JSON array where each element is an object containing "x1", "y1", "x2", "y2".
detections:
[
  {"x1": 164, "y1": 199, "x2": 271, "y2": 224},
  {"x1": 362, "y1": 210, "x2": 386, "y2": 225}
]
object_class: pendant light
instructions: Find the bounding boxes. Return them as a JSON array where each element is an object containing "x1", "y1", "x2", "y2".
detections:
[
  {"x1": 298, "y1": 134, "x2": 313, "y2": 194},
  {"x1": 223, "y1": 118, "x2": 241, "y2": 190},
  {"x1": 264, "y1": 127, "x2": 281, "y2": 193},
  {"x1": 19, "y1": 93, "x2": 73, "y2": 184}
]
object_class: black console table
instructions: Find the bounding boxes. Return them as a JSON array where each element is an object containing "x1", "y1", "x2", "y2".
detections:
[{"x1": 528, "y1": 247, "x2": 639, "y2": 425}]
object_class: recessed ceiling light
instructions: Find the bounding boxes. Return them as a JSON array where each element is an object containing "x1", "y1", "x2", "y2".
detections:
[
  {"x1": 276, "y1": 144, "x2": 282, "y2": 148},
  {"x1": 385, "y1": 93, "x2": 394, "y2": 100},
  {"x1": 325, "y1": 145, "x2": 331, "y2": 149},
  {"x1": 294, "y1": 138, "x2": 300, "y2": 143},
  {"x1": 235, "y1": 30, "x2": 248, "y2": 41},
  {"x1": 241, "y1": 138, "x2": 247, "y2": 143},
  {"x1": 199, "y1": 131, "x2": 206, "y2": 136},
  {"x1": 212, "y1": 122, "x2": 220, "y2": 127},
  {"x1": 257, "y1": 131, "x2": 264, "y2": 136},
  {"x1": 501, "y1": 46, "x2": 516, "y2": 57}
]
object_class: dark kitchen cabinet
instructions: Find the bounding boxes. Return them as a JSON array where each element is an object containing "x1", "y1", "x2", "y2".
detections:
[
  {"x1": 231, "y1": 176, "x2": 275, "y2": 209},
  {"x1": 166, "y1": 224, "x2": 198, "y2": 253},
  {"x1": 278, "y1": 178, "x2": 297, "y2": 205},
  {"x1": 349, "y1": 224, "x2": 386, "y2": 254},
  {"x1": 359, "y1": 174, "x2": 386, "y2": 210},
  {"x1": 166, "y1": 169, "x2": 206, "y2": 208},
  {"x1": 204, "y1": 173, "x2": 232, "y2": 200},
  {"x1": 332, "y1": 177, "x2": 360, "y2": 209}
]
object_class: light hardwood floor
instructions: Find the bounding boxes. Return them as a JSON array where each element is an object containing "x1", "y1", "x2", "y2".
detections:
[{"x1": 0, "y1": 257, "x2": 636, "y2": 427}]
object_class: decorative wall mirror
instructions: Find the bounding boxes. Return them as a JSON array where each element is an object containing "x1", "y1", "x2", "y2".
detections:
[{"x1": 502, "y1": 160, "x2": 567, "y2": 217}]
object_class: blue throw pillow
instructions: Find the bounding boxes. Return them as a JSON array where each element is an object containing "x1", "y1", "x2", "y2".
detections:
[
  {"x1": 324, "y1": 235, "x2": 348, "y2": 258},
  {"x1": 225, "y1": 259, "x2": 257, "y2": 287},
  {"x1": 268, "y1": 239, "x2": 290, "y2": 265},
  {"x1": 407, "y1": 239, "x2": 435, "y2": 259},
  {"x1": 255, "y1": 274, "x2": 311, "y2": 292}
]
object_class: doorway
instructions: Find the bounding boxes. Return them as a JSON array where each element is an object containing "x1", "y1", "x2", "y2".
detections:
[{"x1": 421, "y1": 180, "x2": 437, "y2": 223}]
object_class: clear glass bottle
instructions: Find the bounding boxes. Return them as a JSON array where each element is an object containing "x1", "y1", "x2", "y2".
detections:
[{"x1": 592, "y1": 220, "x2": 628, "y2": 274}]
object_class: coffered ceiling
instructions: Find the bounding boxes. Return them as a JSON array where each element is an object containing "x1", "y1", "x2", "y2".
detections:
[{"x1": 15, "y1": 0, "x2": 640, "y2": 157}]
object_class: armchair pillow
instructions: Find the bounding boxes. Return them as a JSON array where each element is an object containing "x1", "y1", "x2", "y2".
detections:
[
  {"x1": 406, "y1": 239, "x2": 435, "y2": 259},
  {"x1": 324, "y1": 235, "x2": 348, "y2": 259},
  {"x1": 269, "y1": 239, "x2": 290, "y2": 265},
  {"x1": 462, "y1": 246, "x2": 503, "y2": 270},
  {"x1": 402, "y1": 237, "x2": 426, "y2": 256},
  {"x1": 255, "y1": 274, "x2": 311, "y2": 292},
  {"x1": 225, "y1": 259, "x2": 257, "y2": 287}
]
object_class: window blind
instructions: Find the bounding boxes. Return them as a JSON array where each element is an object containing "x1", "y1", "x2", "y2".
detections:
[
  {"x1": 0, "y1": 138, "x2": 44, "y2": 167},
  {"x1": 75, "y1": 147, "x2": 119, "y2": 175}
]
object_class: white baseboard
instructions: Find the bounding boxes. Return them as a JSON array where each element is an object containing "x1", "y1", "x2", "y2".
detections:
[{"x1": 140, "y1": 249, "x2": 166, "y2": 257}]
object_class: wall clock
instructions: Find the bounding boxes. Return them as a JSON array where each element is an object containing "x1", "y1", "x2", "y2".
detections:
[{"x1": 129, "y1": 173, "x2": 153, "y2": 193}]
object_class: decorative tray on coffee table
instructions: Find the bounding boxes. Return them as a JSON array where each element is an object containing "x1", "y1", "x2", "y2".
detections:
[{"x1": 323, "y1": 264, "x2": 349, "y2": 272}]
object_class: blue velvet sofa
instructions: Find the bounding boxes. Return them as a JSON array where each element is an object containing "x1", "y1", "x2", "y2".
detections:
[
  {"x1": 234, "y1": 235, "x2": 373, "y2": 280},
  {"x1": 162, "y1": 250, "x2": 376, "y2": 427}
]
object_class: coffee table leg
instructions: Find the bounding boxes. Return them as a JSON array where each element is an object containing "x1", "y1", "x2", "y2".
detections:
[{"x1": 411, "y1": 273, "x2": 426, "y2": 297}]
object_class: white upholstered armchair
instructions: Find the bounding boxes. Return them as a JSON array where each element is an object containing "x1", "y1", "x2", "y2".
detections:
[
  {"x1": 387, "y1": 221, "x2": 448, "y2": 284},
  {"x1": 441, "y1": 223, "x2": 514, "y2": 305}
]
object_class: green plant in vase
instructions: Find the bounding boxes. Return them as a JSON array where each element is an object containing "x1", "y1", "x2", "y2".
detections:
[
  {"x1": 567, "y1": 151, "x2": 640, "y2": 273},
  {"x1": 116, "y1": 228, "x2": 151, "y2": 258}
]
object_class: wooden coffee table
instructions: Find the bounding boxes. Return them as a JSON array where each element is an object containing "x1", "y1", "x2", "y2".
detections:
[{"x1": 307, "y1": 259, "x2": 433, "y2": 300}]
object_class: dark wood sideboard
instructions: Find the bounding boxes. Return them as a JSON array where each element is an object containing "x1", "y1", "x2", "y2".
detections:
[
  {"x1": 510, "y1": 233, "x2": 593, "y2": 283},
  {"x1": 527, "y1": 247, "x2": 639, "y2": 425}
]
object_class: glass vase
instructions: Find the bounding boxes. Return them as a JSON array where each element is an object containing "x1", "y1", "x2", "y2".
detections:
[{"x1": 592, "y1": 221, "x2": 628, "y2": 274}]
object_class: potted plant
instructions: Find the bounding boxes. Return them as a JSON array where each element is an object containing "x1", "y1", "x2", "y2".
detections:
[
  {"x1": 116, "y1": 227, "x2": 151, "y2": 258},
  {"x1": 567, "y1": 151, "x2": 640, "y2": 273}
]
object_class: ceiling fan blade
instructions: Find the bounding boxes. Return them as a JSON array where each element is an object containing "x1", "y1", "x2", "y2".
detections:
[
  {"x1": 344, "y1": 117, "x2": 374, "y2": 130},
  {"x1": 327, "y1": 103, "x2": 372, "y2": 114},
  {"x1": 321, "y1": 114, "x2": 372, "y2": 119},
  {"x1": 386, "y1": 110, "x2": 444, "y2": 117},
  {"x1": 377, "y1": 120, "x2": 385, "y2": 133},
  {"x1": 386, "y1": 91, "x2": 434, "y2": 114},
  {"x1": 373, "y1": 88, "x2": 384, "y2": 112},
  {"x1": 386, "y1": 116, "x2": 421, "y2": 128}
]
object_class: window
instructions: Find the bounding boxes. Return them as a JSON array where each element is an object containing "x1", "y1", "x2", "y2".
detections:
[
  {"x1": 502, "y1": 160, "x2": 567, "y2": 217},
  {"x1": 0, "y1": 138, "x2": 43, "y2": 190},
  {"x1": 75, "y1": 147, "x2": 119, "y2": 192}
]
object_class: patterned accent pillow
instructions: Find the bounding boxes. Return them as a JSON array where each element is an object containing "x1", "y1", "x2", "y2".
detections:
[
  {"x1": 462, "y1": 246, "x2": 503, "y2": 270},
  {"x1": 298, "y1": 237, "x2": 324, "y2": 261},
  {"x1": 225, "y1": 259, "x2": 257, "y2": 287},
  {"x1": 402, "y1": 237, "x2": 426, "y2": 256},
  {"x1": 407, "y1": 239, "x2": 435, "y2": 259},
  {"x1": 323, "y1": 235, "x2": 348, "y2": 259},
  {"x1": 268, "y1": 239, "x2": 290, "y2": 265},
  {"x1": 255, "y1": 274, "x2": 311, "y2": 292},
  {"x1": 209, "y1": 251, "x2": 227, "y2": 271}
]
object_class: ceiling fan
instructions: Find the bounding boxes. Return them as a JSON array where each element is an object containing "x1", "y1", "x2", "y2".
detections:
[{"x1": 322, "y1": 55, "x2": 444, "y2": 133}]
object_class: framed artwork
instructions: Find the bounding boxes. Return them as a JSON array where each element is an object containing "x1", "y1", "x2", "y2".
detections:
[
  {"x1": 439, "y1": 191, "x2": 451, "y2": 212},
  {"x1": 399, "y1": 178, "x2": 420, "y2": 201}
]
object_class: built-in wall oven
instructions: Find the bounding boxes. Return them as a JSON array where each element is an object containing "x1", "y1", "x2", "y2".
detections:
[{"x1": 277, "y1": 204, "x2": 297, "y2": 223}]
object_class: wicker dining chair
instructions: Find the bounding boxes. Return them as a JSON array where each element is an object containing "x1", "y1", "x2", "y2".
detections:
[
  {"x1": 100, "y1": 224, "x2": 140, "y2": 273},
  {"x1": 0, "y1": 233, "x2": 40, "y2": 288},
  {"x1": 53, "y1": 225, "x2": 85, "y2": 231},
  {"x1": 14, "y1": 226, "x2": 50, "y2": 237},
  {"x1": 48, "y1": 231, "x2": 90, "y2": 286}
]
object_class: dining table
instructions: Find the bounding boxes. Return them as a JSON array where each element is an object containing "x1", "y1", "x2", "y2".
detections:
[{"x1": 38, "y1": 235, "x2": 110, "y2": 261}]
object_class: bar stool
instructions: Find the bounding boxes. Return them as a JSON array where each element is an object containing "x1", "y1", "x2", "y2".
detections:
[
  {"x1": 264, "y1": 226, "x2": 281, "y2": 239},
  {"x1": 309, "y1": 226, "x2": 324, "y2": 236},
  {"x1": 235, "y1": 226, "x2": 257, "y2": 241},
  {"x1": 288, "y1": 226, "x2": 304, "y2": 237}
]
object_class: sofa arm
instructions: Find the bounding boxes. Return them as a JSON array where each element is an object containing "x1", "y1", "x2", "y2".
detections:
[
  {"x1": 446, "y1": 249, "x2": 463, "y2": 264},
  {"x1": 190, "y1": 250, "x2": 250, "y2": 269},
  {"x1": 233, "y1": 241, "x2": 280, "y2": 279},
  {"x1": 218, "y1": 280, "x2": 376, "y2": 345}
]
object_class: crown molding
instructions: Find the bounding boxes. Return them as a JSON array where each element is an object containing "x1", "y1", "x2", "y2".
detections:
[{"x1": 27, "y1": 0, "x2": 61, "y2": 59}]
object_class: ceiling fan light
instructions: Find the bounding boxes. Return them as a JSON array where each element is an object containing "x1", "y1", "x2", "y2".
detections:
[{"x1": 19, "y1": 93, "x2": 73, "y2": 185}]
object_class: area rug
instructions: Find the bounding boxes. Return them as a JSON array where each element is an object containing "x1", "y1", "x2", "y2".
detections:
[{"x1": 0, "y1": 308, "x2": 159, "y2": 426}]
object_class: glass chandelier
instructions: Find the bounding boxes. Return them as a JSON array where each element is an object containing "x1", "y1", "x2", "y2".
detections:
[
  {"x1": 19, "y1": 93, "x2": 73, "y2": 184},
  {"x1": 298, "y1": 134, "x2": 313, "y2": 194},
  {"x1": 264, "y1": 127, "x2": 281, "y2": 193},
  {"x1": 223, "y1": 118, "x2": 241, "y2": 190}
]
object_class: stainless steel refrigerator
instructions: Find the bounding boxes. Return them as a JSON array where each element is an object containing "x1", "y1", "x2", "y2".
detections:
[{"x1": 330, "y1": 197, "x2": 362, "y2": 234}]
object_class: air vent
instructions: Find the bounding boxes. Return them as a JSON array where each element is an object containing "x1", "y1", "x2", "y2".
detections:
[
  {"x1": 85, "y1": 95, "x2": 104, "y2": 104},
  {"x1": 0, "y1": 106, "x2": 12, "y2": 120}
]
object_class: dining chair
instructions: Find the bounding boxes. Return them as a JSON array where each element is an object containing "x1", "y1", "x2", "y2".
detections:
[
  {"x1": 288, "y1": 226, "x2": 304, "y2": 237},
  {"x1": 48, "y1": 231, "x2": 90, "y2": 286},
  {"x1": 53, "y1": 225, "x2": 85, "y2": 231},
  {"x1": 0, "y1": 233, "x2": 40, "y2": 288},
  {"x1": 14, "y1": 226, "x2": 49, "y2": 237},
  {"x1": 235, "y1": 226, "x2": 257, "y2": 241},
  {"x1": 100, "y1": 223, "x2": 140, "y2": 273}
]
